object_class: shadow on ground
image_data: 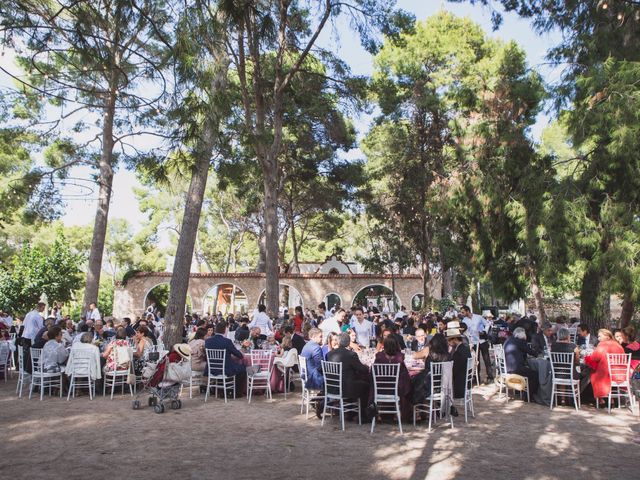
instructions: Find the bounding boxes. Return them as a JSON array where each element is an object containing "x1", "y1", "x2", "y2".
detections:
[{"x1": 0, "y1": 378, "x2": 636, "y2": 480}]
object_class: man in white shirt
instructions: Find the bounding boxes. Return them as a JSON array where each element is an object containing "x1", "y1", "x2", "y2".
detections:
[
  {"x1": 318, "y1": 308, "x2": 345, "y2": 344},
  {"x1": 443, "y1": 306, "x2": 458, "y2": 319},
  {"x1": 461, "y1": 305, "x2": 493, "y2": 383},
  {"x1": 393, "y1": 306, "x2": 408, "y2": 321},
  {"x1": 249, "y1": 304, "x2": 273, "y2": 336},
  {"x1": 87, "y1": 303, "x2": 101, "y2": 322},
  {"x1": 351, "y1": 307, "x2": 374, "y2": 347},
  {"x1": 23, "y1": 302, "x2": 46, "y2": 343}
]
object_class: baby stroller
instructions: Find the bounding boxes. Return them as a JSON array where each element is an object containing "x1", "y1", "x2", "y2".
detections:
[{"x1": 132, "y1": 344, "x2": 192, "y2": 414}]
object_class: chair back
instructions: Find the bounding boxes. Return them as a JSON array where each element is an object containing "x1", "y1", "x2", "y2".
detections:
[
  {"x1": 298, "y1": 355, "x2": 310, "y2": 391},
  {"x1": 607, "y1": 353, "x2": 632, "y2": 385},
  {"x1": 127, "y1": 338, "x2": 136, "y2": 348},
  {"x1": 18, "y1": 344, "x2": 24, "y2": 372},
  {"x1": 0, "y1": 341, "x2": 10, "y2": 366},
  {"x1": 372, "y1": 363, "x2": 400, "y2": 401},
  {"x1": 69, "y1": 351, "x2": 92, "y2": 376},
  {"x1": 251, "y1": 349, "x2": 274, "y2": 373},
  {"x1": 30, "y1": 347, "x2": 44, "y2": 374},
  {"x1": 465, "y1": 357, "x2": 475, "y2": 393},
  {"x1": 567, "y1": 328, "x2": 577, "y2": 344},
  {"x1": 494, "y1": 347, "x2": 508, "y2": 377},
  {"x1": 321, "y1": 360, "x2": 343, "y2": 399},
  {"x1": 205, "y1": 348, "x2": 226, "y2": 377},
  {"x1": 550, "y1": 352, "x2": 576, "y2": 381},
  {"x1": 429, "y1": 361, "x2": 452, "y2": 398}
]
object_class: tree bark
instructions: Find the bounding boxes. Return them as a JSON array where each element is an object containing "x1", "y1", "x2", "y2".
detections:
[
  {"x1": 620, "y1": 290, "x2": 634, "y2": 329},
  {"x1": 527, "y1": 265, "x2": 546, "y2": 323},
  {"x1": 290, "y1": 210, "x2": 300, "y2": 274},
  {"x1": 263, "y1": 164, "x2": 280, "y2": 315},
  {"x1": 82, "y1": 91, "x2": 116, "y2": 312},
  {"x1": 580, "y1": 261, "x2": 610, "y2": 334}
]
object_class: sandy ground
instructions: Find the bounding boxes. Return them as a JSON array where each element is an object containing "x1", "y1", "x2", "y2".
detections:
[{"x1": 1, "y1": 376, "x2": 638, "y2": 480}]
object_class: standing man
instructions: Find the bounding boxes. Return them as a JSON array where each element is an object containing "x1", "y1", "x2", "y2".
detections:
[
  {"x1": 87, "y1": 303, "x2": 101, "y2": 322},
  {"x1": 21, "y1": 301, "x2": 46, "y2": 373},
  {"x1": 351, "y1": 307, "x2": 374, "y2": 347},
  {"x1": 461, "y1": 305, "x2": 493, "y2": 384},
  {"x1": 318, "y1": 308, "x2": 345, "y2": 344},
  {"x1": 249, "y1": 304, "x2": 273, "y2": 337}
]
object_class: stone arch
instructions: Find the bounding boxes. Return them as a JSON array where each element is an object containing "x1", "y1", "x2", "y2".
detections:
[
  {"x1": 410, "y1": 292, "x2": 425, "y2": 311},
  {"x1": 143, "y1": 282, "x2": 192, "y2": 315},
  {"x1": 324, "y1": 292, "x2": 342, "y2": 311},
  {"x1": 258, "y1": 283, "x2": 304, "y2": 309},
  {"x1": 202, "y1": 282, "x2": 249, "y2": 316},
  {"x1": 351, "y1": 283, "x2": 401, "y2": 312}
]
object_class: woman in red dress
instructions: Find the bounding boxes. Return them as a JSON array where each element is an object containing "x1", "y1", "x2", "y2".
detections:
[
  {"x1": 293, "y1": 306, "x2": 304, "y2": 334},
  {"x1": 584, "y1": 329, "x2": 625, "y2": 403}
]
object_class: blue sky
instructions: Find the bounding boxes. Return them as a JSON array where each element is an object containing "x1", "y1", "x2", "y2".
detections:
[{"x1": 49, "y1": 1, "x2": 560, "y2": 229}]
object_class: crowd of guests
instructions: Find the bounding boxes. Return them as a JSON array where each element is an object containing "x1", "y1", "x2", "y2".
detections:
[{"x1": 2, "y1": 300, "x2": 638, "y2": 422}]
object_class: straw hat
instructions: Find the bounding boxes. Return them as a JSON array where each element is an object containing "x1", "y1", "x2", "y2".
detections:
[
  {"x1": 173, "y1": 343, "x2": 191, "y2": 360},
  {"x1": 445, "y1": 321, "x2": 463, "y2": 339}
]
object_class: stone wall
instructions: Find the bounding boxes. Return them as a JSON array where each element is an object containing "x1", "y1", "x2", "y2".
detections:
[{"x1": 113, "y1": 272, "x2": 440, "y2": 318}]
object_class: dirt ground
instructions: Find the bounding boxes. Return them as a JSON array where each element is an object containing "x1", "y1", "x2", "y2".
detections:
[{"x1": 1, "y1": 376, "x2": 637, "y2": 480}]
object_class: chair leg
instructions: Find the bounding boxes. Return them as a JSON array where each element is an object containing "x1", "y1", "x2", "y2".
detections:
[
  {"x1": 340, "y1": 400, "x2": 345, "y2": 431},
  {"x1": 428, "y1": 398, "x2": 433, "y2": 432},
  {"x1": 413, "y1": 406, "x2": 417, "y2": 427},
  {"x1": 370, "y1": 414, "x2": 375, "y2": 434},
  {"x1": 397, "y1": 402, "x2": 403, "y2": 435},
  {"x1": 40, "y1": 377, "x2": 44, "y2": 401},
  {"x1": 321, "y1": 397, "x2": 328, "y2": 426},
  {"x1": 67, "y1": 375, "x2": 74, "y2": 401}
]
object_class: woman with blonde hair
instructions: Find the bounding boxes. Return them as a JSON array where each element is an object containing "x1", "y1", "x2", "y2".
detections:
[{"x1": 584, "y1": 329, "x2": 625, "y2": 406}]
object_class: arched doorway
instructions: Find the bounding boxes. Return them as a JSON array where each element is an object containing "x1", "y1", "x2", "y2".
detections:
[
  {"x1": 324, "y1": 293, "x2": 342, "y2": 311},
  {"x1": 352, "y1": 284, "x2": 400, "y2": 313},
  {"x1": 202, "y1": 283, "x2": 249, "y2": 316},
  {"x1": 411, "y1": 293, "x2": 425, "y2": 311},
  {"x1": 143, "y1": 283, "x2": 192, "y2": 316},
  {"x1": 258, "y1": 284, "x2": 304, "y2": 311}
]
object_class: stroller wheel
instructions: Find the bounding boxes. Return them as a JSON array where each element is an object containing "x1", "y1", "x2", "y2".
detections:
[
  {"x1": 170, "y1": 400, "x2": 180, "y2": 410},
  {"x1": 148, "y1": 397, "x2": 157, "y2": 407},
  {"x1": 132, "y1": 400, "x2": 141, "y2": 410},
  {"x1": 154, "y1": 403, "x2": 165, "y2": 414}
]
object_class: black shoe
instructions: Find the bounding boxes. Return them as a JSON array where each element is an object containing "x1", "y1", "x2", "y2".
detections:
[
  {"x1": 450, "y1": 406, "x2": 459, "y2": 417},
  {"x1": 315, "y1": 401, "x2": 324, "y2": 419}
]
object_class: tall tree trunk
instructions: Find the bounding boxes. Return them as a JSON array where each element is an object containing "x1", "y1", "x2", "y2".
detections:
[
  {"x1": 620, "y1": 290, "x2": 634, "y2": 329},
  {"x1": 527, "y1": 265, "x2": 546, "y2": 323},
  {"x1": 256, "y1": 233, "x2": 266, "y2": 273},
  {"x1": 163, "y1": 43, "x2": 228, "y2": 347},
  {"x1": 82, "y1": 92, "x2": 116, "y2": 312},
  {"x1": 263, "y1": 164, "x2": 280, "y2": 315},
  {"x1": 163, "y1": 148, "x2": 213, "y2": 348},
  {"x1": 580, "y1": 260, "x2": 610, "y2": 334},
  {"x1": 290, "y1": 210, "x2": 300, "y2": 274}
]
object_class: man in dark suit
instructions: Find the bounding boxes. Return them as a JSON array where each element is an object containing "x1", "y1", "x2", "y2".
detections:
[
  {"x1": 531, "y1": 321, "x2": 556, "y2": 356},
  {"x1": 204, "y1": 320, "x2": 246, "y2": 393},
  {"x1": 284, "y1": 325, "x2": 306, "y2": 354},
  {"x1": 577, "y1": 323, "x2": 598, "y2": 348},
  {"x1": 327, "y1": 333, "x2": 372, "y2": 421},
  {"x1": 446, "y1": 322, "x2": 472, "y2": 400},
  {"x1": 504, "y1": 327, "x2": 539, "y2": 395}
]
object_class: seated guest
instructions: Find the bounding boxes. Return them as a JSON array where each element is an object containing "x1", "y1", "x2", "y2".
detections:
[
  {"x1": 122, "y1": 317, "x2": 136, "y2": 337},
  {"x1": 286, "y1": 325, "x2": 306, "y2": 354},
  {"x1": 133, "y1": 325, "x2": 153, "y2": 374},
  {"x1": 244, "y1": 327, "x2": 266, "y2": 350},
  {"x1": 550, "y1": 327, "x2": 579, "y2": 365},
  {"x1": 585, "y1": 329, "x2": 625, "y2": 405},
  {"x1": 374, "y1": 337, "x2": 412, "y2": 421},
  {"x1": 389, "y1": 323, "x2": 406, "y2": 350},
  {"x1": 68, "y1": 332, "x2": 102, "y2": 380},
  {"x1": 412, "y1": 333, "x2": 451, "y2": 405},
  {"x1": 346, "y1": 328, "x2": 363, "y2": 353},
  {"x1": 618, "y1": 326, "x2": 640, "y2": 370},
  {"x1": 321, "y1": 332, "x2": 339, "y2": 359},
  {"x1": 188, "y1": 327, "x2": 207, "y2": 372},
  {"x1": 410, "y1": 328, "x2": 429, "y2": 359},
  {"x1": 375, "y1": 329, "x2": 393, "y2": 353},
  {"x1": 204, "y1": 320, "x2": 246, "y2": 385},
  {"x1": 73, "y1": 324, "x2": 90, "y2": 345},
  {"x1": 531, "y1": 321, "x2": 555, "y2": 356},
  {"x1": 577, "y1": 323, "x2": 598, "y2": 349},
  {"x1": 503, "y1": 327, "x2": 539, "y2": 395},
  {"x1": 102, "y1": 328, "x2": 130, "y2": 371},
  {"x1": 61, "y1": 319, "x2": 75, "y2": 347},
  {"x1": 300, "y1": 328, "x2": 324, "y2": 390},
  {"x1": 403, "y1": 317, "x2": 416, "y2": 336},
  {"x1": 42, "y1": 326, "x2": 69, "y2": 373},
  {"x1": 446, "y1": 322, "x2": 472, "y2": 403},
  {"x1": 234, "y1": 319, "x2": 250, "y2": 342},
  {"x1": 327, "y1": 333, "x2": 372, "y2": 421},
  {"x1": 138, "y1": 319, "x2": 157, "y2": 345}
]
